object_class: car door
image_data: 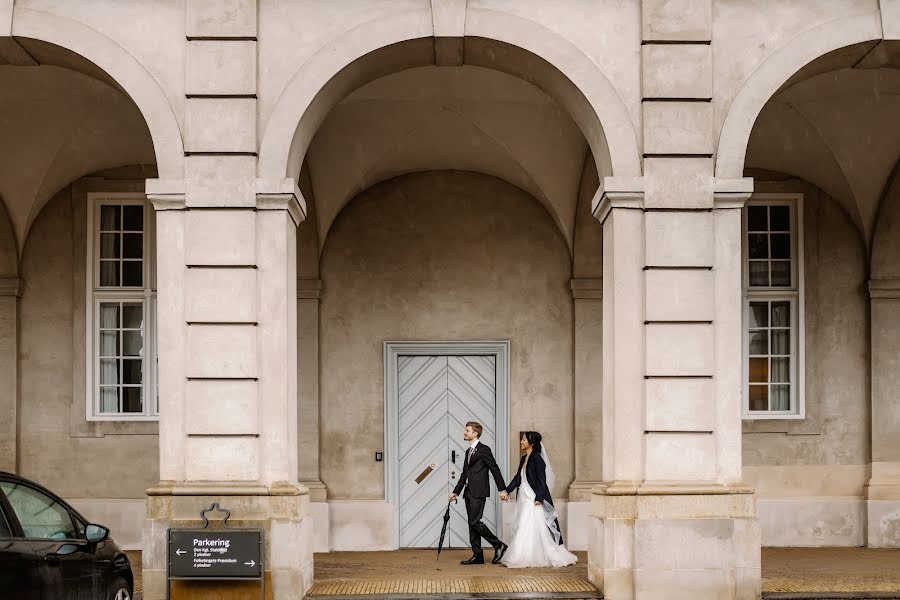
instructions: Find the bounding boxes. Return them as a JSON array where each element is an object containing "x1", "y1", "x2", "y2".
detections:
[
  {"x1": 0, "y1": 481, "x2": 96, "y2": 600},
  {"x1": 0, "y1": 498, "x2": 42, "y2": 600}
]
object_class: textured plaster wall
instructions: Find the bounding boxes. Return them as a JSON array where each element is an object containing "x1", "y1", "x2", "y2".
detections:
[
  {"x1": 743, "y1": 182, "x2": 869, "y2": 473},
  {"x1": 319, "y1": 171, "x2": 574, "y2": 500},
  {"x1": 18, "y1": 187, "x2": 158, "y2": 498}
]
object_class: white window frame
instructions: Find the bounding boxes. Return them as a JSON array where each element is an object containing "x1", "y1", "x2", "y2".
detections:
[
  {"x1": 741, "y1": 193, "x2": 806, "y2": 420},
  {"x1": 85, "y1": 194, "x2": 158, "y2": 421}
]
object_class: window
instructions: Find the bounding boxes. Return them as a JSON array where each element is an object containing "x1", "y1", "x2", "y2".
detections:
[
  {"x1": 742, "y1": 196, "x2": 804, "y2": 418},
  {"x1": 0, "y1": 482, "x2": 78, "y2": 540},
  {"x1": 87, "y1": 197, "x2": 157, "y2": 420}
]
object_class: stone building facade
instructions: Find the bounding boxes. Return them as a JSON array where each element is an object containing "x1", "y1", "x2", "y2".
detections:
[{"x1": 1, "y1": 0, "x2": 899, "y2": 598}]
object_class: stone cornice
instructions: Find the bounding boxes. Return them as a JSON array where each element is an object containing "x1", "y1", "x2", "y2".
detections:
[
  {"x1": 570, "y1": 278, "x2": 603, "y2": 300},
  {"x1": 713, "y1": 177, "x2": 754, "y2": 208},
  {"x1": 592, "y1": 176, "x2": 645, "y2": 224},
  {"x1": 145, "y1": 178, "x2": 187, "y2": 211},
  {"x1": 0, "y1": 276, "x2": 22, "y2": 297},
  {"x1": 256, "y1": 178, "x2": 307, "y2": 227},
  {"x1": 868, "y1": 278, "x2": 900, "y2": 299},
  {"x1": 297, "y1": 278, "x2": 322, "y2": 300}
]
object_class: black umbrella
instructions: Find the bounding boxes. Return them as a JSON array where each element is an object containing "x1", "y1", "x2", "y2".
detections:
[{"x1": 437, "y1": 499, "x2": 455, "y2": 560}]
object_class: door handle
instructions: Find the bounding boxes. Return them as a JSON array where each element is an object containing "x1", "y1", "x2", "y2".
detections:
[
  {"x1": 452, "y1": 450, "x2": 456, "y2": 463},
  {"x1": 415, "y1": 464, "x2": 435, "y2": 484}
]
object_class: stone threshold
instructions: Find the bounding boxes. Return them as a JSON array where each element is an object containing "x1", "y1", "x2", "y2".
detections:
[
  {"x1": 764, "y1": 594, "x2": 900, "y2": 599},
  {"x1": 304, "y1": 594, "x2": 600, "y2": 600}
]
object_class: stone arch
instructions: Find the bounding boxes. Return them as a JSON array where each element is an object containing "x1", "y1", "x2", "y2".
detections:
[
  {"x1": 11, "y1": 7, "x2": 184, "y2": 180},
  {"x1": 257, "y1": 7, "x2": 641, "y2": 186},
  {"x1": 715, "y1": 10, "x2": 883, "y2": 179}
]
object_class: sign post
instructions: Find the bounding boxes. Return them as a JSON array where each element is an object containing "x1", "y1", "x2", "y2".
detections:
[{"x1": 166, "y1": 503, "x2": 264, "y2": 600}]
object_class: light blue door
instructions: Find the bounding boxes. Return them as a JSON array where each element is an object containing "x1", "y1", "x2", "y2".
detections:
[{"x1": 397, "y1": 355, "x2": 498, "y2": 548}]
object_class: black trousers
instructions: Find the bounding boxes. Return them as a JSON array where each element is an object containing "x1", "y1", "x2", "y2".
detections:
[{"x1": 464, "y1": 495, "x2": 501, "y2": 556}]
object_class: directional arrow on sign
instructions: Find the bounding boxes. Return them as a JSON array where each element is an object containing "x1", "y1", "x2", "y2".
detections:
[
  {"x1": 244, "y1": 560, "x2": 256, "y2": 567},
  {"x1": 175, "y1": 549, "x2": 186, "y2": 556}
]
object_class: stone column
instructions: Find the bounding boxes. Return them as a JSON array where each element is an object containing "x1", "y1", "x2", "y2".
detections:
[
  {"x1": 866, "y1": 278, "x2": 900, "y2": 547},
  {"x1": 141, "y1": 2, "x2": 314, "y2": 598},
  {"x1": 567, "y1": 278, "x2": 603, "y2": 550},
  {"x1": 0, "y1": 275, "x2": 19, "y2": 473},
  {"x1": 587, "y1": 2, "x2": 760, "y2": 597}
]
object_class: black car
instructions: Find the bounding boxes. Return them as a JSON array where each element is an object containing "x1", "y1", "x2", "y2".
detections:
[{"x1": 0, "y1": 471, "x2": 134, "y2": 599}]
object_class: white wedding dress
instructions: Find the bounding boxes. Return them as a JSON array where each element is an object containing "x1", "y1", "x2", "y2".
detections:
[{"x1": 501, "y1": 450, "x2": 577, "y2": 569}]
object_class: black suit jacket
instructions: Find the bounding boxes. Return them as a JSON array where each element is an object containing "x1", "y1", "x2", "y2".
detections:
[
  {"x1": 453, "y1": 442, "x2": 506, "y2": 499},
  {"x1": 504, "y1": 453, "x2": 552, "y2": 505}
]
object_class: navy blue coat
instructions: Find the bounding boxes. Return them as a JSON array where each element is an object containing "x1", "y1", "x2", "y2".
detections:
[{"x1": 504, "y1": 452, "x2": 553, "y2": 505}]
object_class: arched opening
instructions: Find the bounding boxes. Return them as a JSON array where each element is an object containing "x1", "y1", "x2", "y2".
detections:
[
  {"x1": 1, "y1": 35, "x2": 168, "y2": 553},
  {"x1": 288, "y1": 32, "x2": 608, "y2": 588},
  {"x1": 724, "y1": 38, "x2": 898, "y2": 548}
]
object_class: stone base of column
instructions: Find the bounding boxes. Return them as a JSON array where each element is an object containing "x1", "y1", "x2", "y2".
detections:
[
  {"x1": 142, "y1": 482, "x2": 314, "y2": 600},
  {"x1": 589, "y1": 483, "x2": 760, "y2": 600},
  {"x1": 302, "y1": 479, "x2": 331, "y2": 552},
  {"x1": 866, "y1": 463, "x2": 900, "y2": 547}
]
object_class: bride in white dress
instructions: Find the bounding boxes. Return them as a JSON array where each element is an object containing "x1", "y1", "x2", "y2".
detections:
[{"x1": 501, "y1": 431, "x2": 577, "y2": 568}]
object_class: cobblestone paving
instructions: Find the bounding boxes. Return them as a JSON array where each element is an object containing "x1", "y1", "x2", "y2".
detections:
[
  {"x1": 761, "y1": 547, "x2": 900, "y2": 595},
  {"x1": 130, "y1": 547, "x2": 900, "y2": 599},
  {"x1": 308, "y1": 549, "x2": 594, "y2": 597}
]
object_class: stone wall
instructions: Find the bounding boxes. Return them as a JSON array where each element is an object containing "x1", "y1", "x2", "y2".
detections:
[
  {"x1": 743, "y1": 180, "x2": 869, "y2": 546},
  {"x1": 318, "y1": 170, "x2": 574, "y2": 505}
]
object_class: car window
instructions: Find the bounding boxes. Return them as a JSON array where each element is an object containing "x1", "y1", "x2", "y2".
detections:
[
  {"x1": 0, "y1": 482, "x2": 78, "y2": 540},
  {"x1": 0, "y1": 506, "x2": 12, "y2": 538}
]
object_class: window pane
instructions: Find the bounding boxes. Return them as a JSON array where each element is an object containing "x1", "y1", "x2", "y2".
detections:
[
  {"x1": 0, "y1": 508, "x2": 11, "y2": 538},
  {"x1": 749, "y1": 357, "x2": 768, "y2": 383},
  {"x1": 749, "y1": 331, "x2": 768, "y2": 355},
  {"x1": 770, "y1": 234, "x2": 791, "y2": 259},
  {"x1": 771, "y1": 330, "x2": 790, "y2": 355},
  {"x1": 749, "y1": 385, "x2": 768, "y2": 411},
  {"x1": 770, "y1": 206, "x2": 790, "y2": 231},
  {"x1": 99, "y1": 303, "x2": 120, "y2": 329},
  {"x1": 122, "y1": 387, "x2": 142, "y2": 413},
  {"x1": 122, "y1": 261, "x2": 143, "y2": 287},
  {"x1": 0, "y1": 483, "x2": 77, "y2": 540},
  {"x1": 749, "y1": 302, "x2": 768, "y2": 328},
  {"x1": 122, "y1": 304, "x2": 143, "y2": 329},
  {"x1": 748, "y1": 206, "x2": 768, "y2": 231},
  {"x1": 123, "y1": 359, "x2": 142, "y2": 385},
  {"x1": 771, "y1": 302, "x2": 791, "y2": 327},
  {"x1": 749, "y1": 261, "x2": 769, "y2": 286},
  {"x1": 771, "y1": 261, "x2": 791, "y2": 286},
  {"x1": 99, "y1": 233, "x2": 120, "y2": 259},
  {"x1": 99, "y1": 331, "x2": 119, "y2": 357},
  {"x1": 99, "y1": 261, "x2": 120, "y2": 286},
  {"x1": 748, "y1": 233, "x2": 768, "y2": 259},
  {"x1": 122, "y1": 205, "x2": 143, "y2": 231},
  {"x1": 99, "y1": 386, "x2": 119, "y2": 413},
  {"x1": 100, "y1": 205, "x2": 120, "y2": 231},
  {"x1": 770, "y1": 385, "x2": 790, "y2": 410},
  {"x1": 771, "y1": 357, "x2": 790, "y2": 383},
  {"x1": 122, "y1": 233, "x2": 143, "y2": 259},
  {"x1": 100, "y1": 359, "x2": 119, "y2": 385},
  {"x1": 122, "y1": 331, "x2": 143, "y2": 357}
]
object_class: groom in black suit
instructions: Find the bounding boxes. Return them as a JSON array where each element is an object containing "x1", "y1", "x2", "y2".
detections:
[{"x1": 449, "y1": 421, "x2": 509, "y2": 565}]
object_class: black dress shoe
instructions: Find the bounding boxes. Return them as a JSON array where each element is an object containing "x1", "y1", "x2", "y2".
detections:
[
  {"x1": 460, "y1": 555, "x2": 485, "y2": 565},
  {"x1": 492, "y1": 543, "x2": 508, "y2": 564}
]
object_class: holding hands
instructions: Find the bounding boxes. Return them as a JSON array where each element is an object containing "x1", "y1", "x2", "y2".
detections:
[{"x1": 499, "y1": 491, "x2": 509, "y2": 501}]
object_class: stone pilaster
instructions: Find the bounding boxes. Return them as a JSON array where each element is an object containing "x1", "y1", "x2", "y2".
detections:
[
  {"x1": 866, "y1": 278, "x2": 900, "y2": 547},
  {"x1": 0, "y1": 275, "x2": 20, "y2": 473},
  {"x1": 297, "y1": 278, "x2": 329, "y2": 550},
  {"x1": 567, "y1": 278, "x2": 603, "y2": 550},
  {"x1": 141, "y1": 2, "x2": 314, "y2": 598},
  {"x1": 587, "y1": 3, "x2": 760, "y2": 595}
]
